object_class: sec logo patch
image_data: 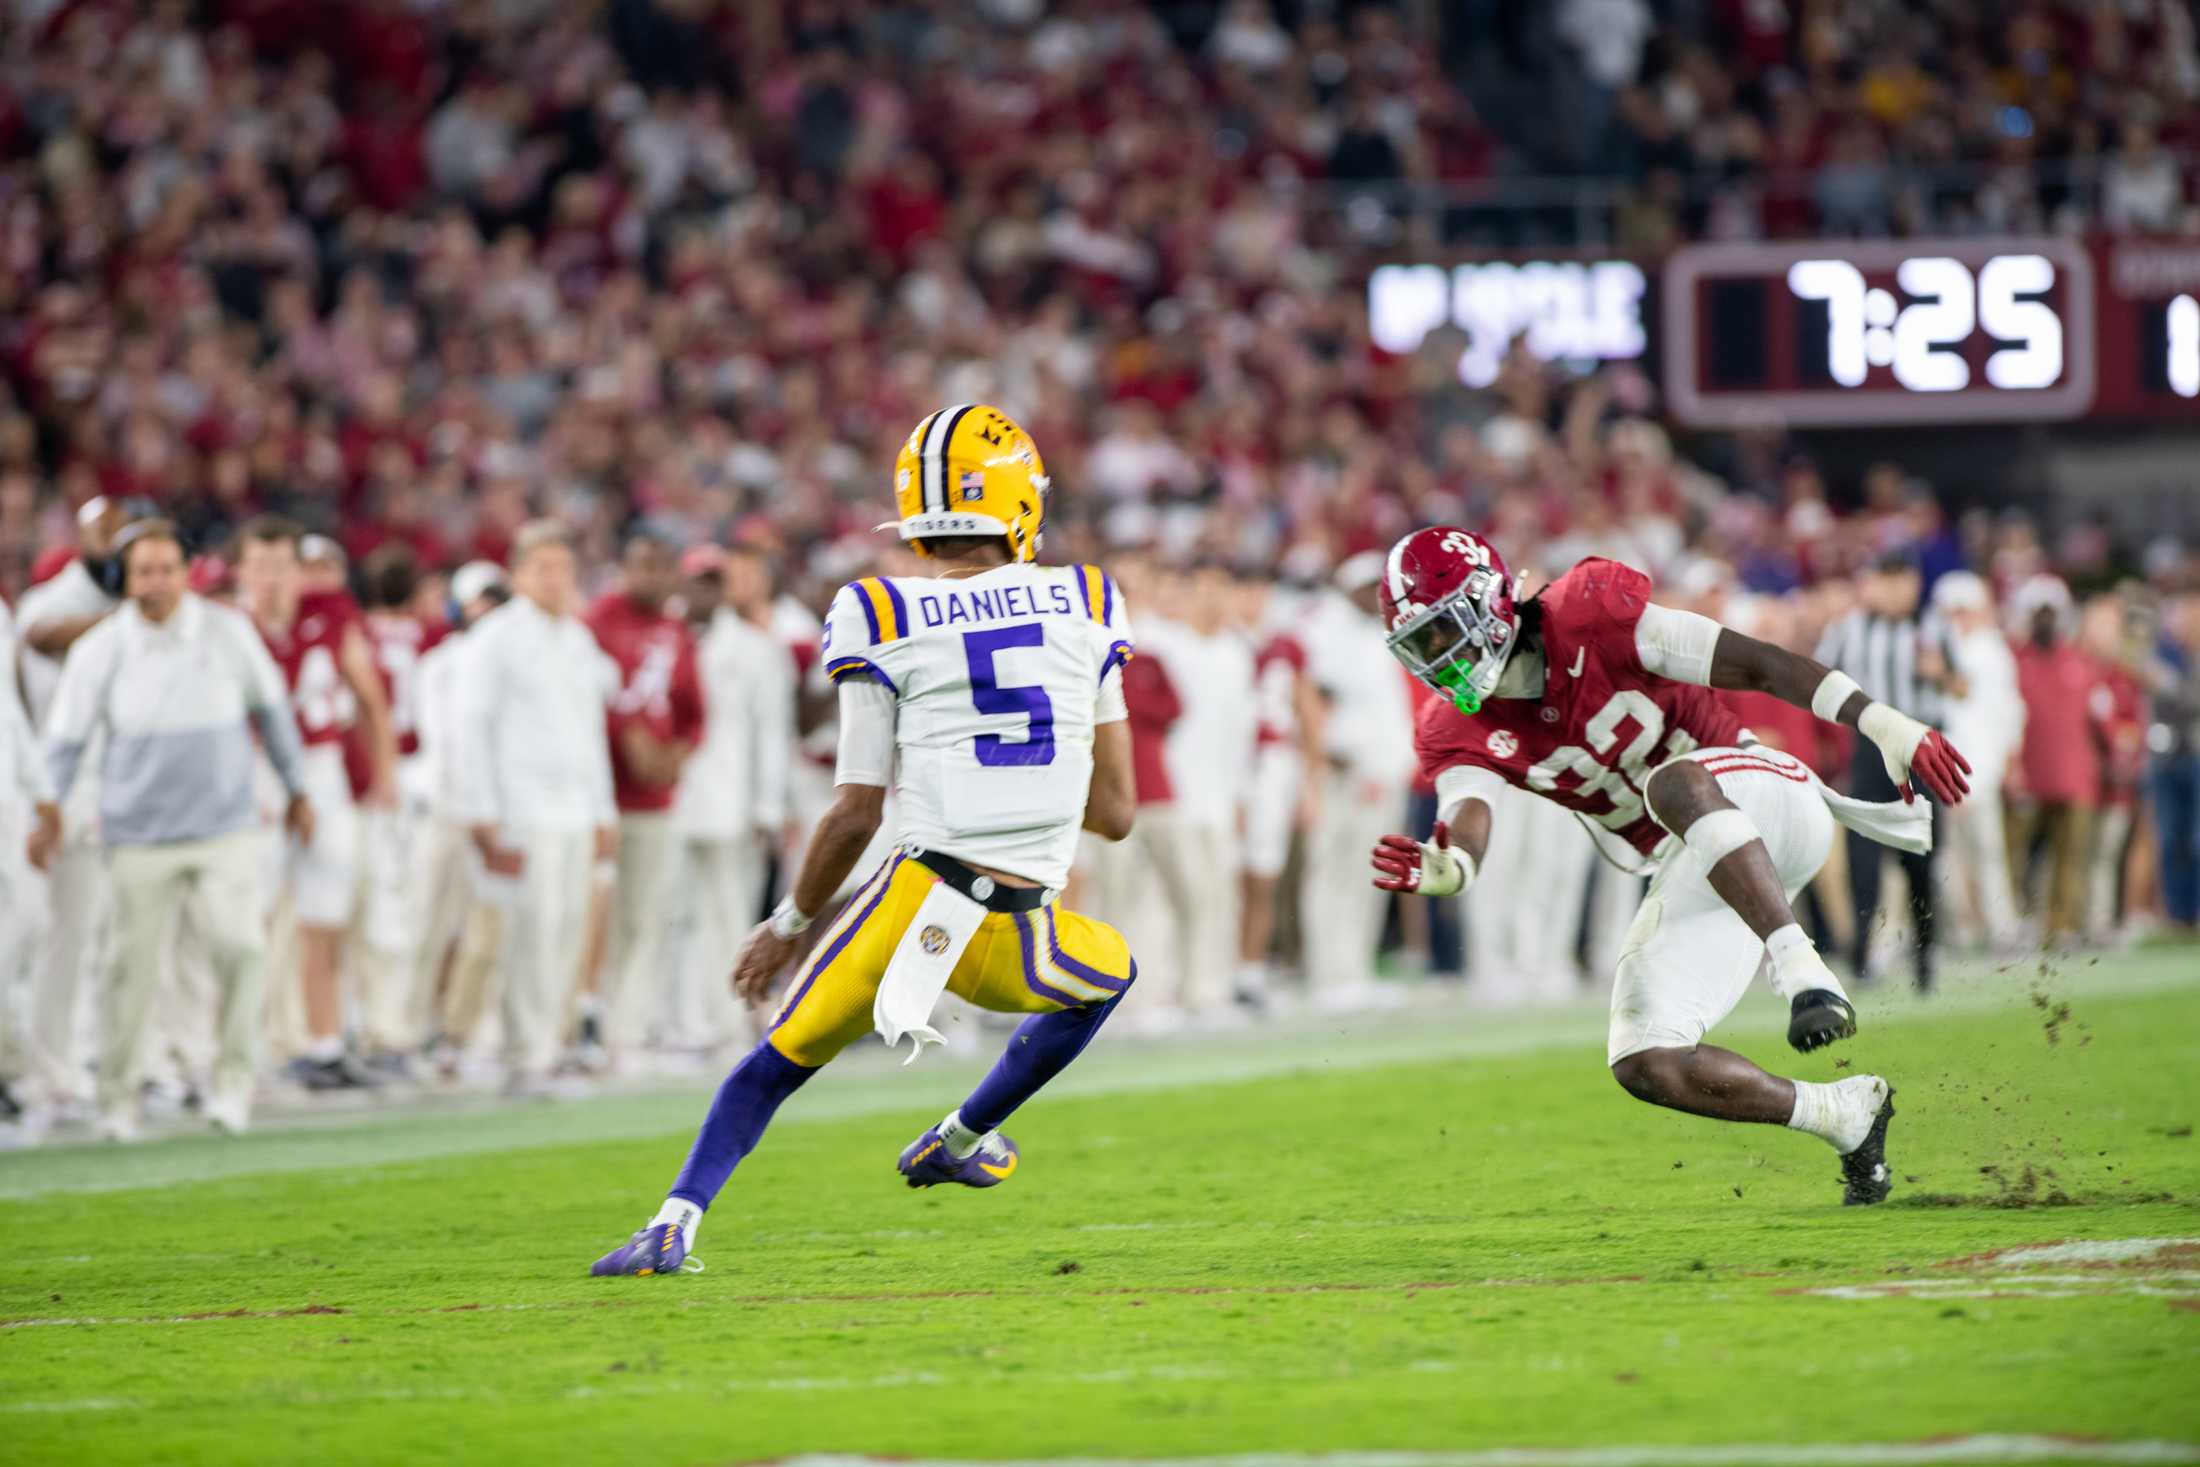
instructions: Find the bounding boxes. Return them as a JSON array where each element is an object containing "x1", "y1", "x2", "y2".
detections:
[
  {"x1": 1487, "y1": 730, "x2": 1518, "y2": 758},
  {"x1": 919, "y1": 925, "x2": 950, "y2": 956}
]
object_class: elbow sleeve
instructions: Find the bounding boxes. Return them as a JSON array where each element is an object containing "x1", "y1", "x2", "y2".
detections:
[{"x1": 1633, "y1": 603, "x2": 1723, "y2": 686}]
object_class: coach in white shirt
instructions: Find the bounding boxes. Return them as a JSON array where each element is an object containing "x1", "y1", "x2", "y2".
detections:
[
  {"x1": 1300, "y1": 553, "x2": 1417, "y2": 1007},
  {"x1": 407, "y1": 562, "x2": 511, "y2": 1062},
  {"x1": 1142, "y1": 562, "x2": 1257, "y2": 1018},
  {"x1": 44, "y1": 522, "x2": 312, "y2": 1139},
  {"x1": 452, "y1": 521, "x2": 618, "y2": 1094},
  {"x1": 674, "y1": 543, "x2": 795, "y2": 1050}
]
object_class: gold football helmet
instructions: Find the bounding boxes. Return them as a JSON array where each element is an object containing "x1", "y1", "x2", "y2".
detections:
[{"x1": 886, "y1": 404, "x2": 1049, "y2": 562}]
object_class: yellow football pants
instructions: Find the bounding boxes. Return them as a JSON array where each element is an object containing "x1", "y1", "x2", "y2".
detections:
[{"x1": 768, "y1": 851, "x2": 1135, "y2": 1068}]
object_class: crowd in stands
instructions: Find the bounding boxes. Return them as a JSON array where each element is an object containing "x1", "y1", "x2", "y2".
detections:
[{"x1": 2, "y1": 1, "x2": 2199, "y2": 1141}]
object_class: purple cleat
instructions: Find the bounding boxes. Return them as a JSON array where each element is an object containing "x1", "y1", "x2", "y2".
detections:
[
  {"x1": 897, "y1": 1125, "x2": 1020, "y2": 1188},
  {"x1": 589, "y1": 1221, "x2": 694, "y2": 1277}
]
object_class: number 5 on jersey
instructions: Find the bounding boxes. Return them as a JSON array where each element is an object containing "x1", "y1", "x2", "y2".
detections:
[{"x1": 965, "y1": 625, "x2": 1054, "y2": 767}]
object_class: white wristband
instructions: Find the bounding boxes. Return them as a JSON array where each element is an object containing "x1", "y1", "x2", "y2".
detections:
[
  {"x1": 1810, "y1": 669, "x2": 1863, "y2": 723},
  {"x1": 766, "y1": 896, "x2": 813, "y2": 940},
  {"x1": 1417, "y1": 842, "x2": 1477, "y2": 898}
]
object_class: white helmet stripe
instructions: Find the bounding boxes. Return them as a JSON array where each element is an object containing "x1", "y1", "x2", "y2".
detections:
[
  {"x1": 922, "y1": 403, "x2": 976, "y2": 513},
  {"x1": 1385, "y1": 536, "x2": 1413, "y2": 602}
]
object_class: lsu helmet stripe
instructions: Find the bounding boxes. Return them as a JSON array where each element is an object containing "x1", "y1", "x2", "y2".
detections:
[
  {"x1": 921, "y1": 402, "x2": 977, "y2": 513},
  {"x1": 906, "y1": 408, "x2": 942, "y2": 511}
]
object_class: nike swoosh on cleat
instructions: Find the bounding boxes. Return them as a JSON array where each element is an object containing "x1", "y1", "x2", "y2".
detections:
[{"x1": 977, "y1": 1154, "x2": 1018, "y2": 1180}]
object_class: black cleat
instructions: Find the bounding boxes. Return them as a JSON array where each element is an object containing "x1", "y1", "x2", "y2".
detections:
[
  {"x1": 1788, "y1": 989, "x2": 1858, "y2": 1053},
  {"x1": 290, "y1": 1055, "x2": 382, "y2": 1092},
  {"x1": 1840, "y1": 1088, "x2": 1896, "y2": 1206}
]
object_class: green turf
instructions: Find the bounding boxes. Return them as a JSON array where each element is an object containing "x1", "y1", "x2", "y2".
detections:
[{"x1": 3, "y1": 954, "x2": 2198, "y2": 1466}]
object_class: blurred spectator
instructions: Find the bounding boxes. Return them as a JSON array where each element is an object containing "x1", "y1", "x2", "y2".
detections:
[
  {"x1": 2149, "y1": 590, "x2": 2200, "y2": 934},
  {"x1": 2008, "y1": 577, "x2": 2102, "y2": 947},
  {"x1": 587, "y1": 529, "x2": 706, "y2": 1067},
  {"x1": 453, "y1": 520, "x2": 617, "y2": 1097},
  {"x1": 674, "y1": 542, "x2": 794, "y2": 1055},
  {"x1": 43, "y1": 522, "x2": 310, "y2": 1140},
  {"x1": 1816, "y1": 554, "x2": 1946, "y2": 989},
  {"x1": 1301, "y1": 553, "x2": 1416, "y2": 1008},
  {"x1": 1143, "y1": 562, "x2": 1256, "y2": 1021},
  {"x1": 1931, "y1": 572, "x2": 2024, "y2": 952},
  {"x1": 413, "y1": 561, "x2": 512, "y2": 1073},
  {"x1": 2082, "y1": 595, "x2": 2150, "y2": 942}
]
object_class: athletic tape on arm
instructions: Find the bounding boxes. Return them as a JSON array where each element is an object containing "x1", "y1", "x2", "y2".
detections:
[
  {"x1": 1811, "y1": 669, "x2": 1864, "y2": 723},
  {"x1": 833, "y1": 678, "x2": 897, "y2": 788},
  {"x1": 1633, "y1": 602, "x2": 1724, "y2": 686}
]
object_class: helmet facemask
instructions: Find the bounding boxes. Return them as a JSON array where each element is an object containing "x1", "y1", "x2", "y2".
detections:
[{"x1": 1386, "y1": 573, "x2": 1517, "y2": 716}]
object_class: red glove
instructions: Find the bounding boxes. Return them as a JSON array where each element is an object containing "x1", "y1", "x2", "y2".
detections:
[
  {"x1": 1370, "y1": 822, "x2": 1471, "y2": 894},
  {"x1": 1906, "y1": 729, "x2": 1973, "y2": 806}
]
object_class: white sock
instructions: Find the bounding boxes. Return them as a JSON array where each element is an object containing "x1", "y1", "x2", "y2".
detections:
[
  {"x1": 939, "y1": 1108, "x2": 985, "y2": 1159},
  {"x1": 1786, "y1": 1076, "x2": 1885, "y2": 1153},
  {"x1": 304, "y1": 1035, "x2": 344, "y2": 1064},
  {"x1": 1763, "y1": 923, "x2": 1847, "y2": 1005},
  {"x1": 651, "y1": 1197, "x2": 703, "y2": 1251}
]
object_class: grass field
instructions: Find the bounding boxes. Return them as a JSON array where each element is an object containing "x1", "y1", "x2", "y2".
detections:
[{"x1": 3, "y1": 950, "x2": 2198, "y2": 1467}]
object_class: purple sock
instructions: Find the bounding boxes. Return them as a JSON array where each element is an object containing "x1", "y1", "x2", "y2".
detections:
[
  {"x1": 668, "y1": 1041, "x2": 816, "y2": 1210},
  {"x1": 959, "y1": 994, "x2": 1124, "y2": 1134}
]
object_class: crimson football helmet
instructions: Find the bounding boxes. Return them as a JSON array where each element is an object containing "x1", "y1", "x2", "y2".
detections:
[{"x1": 1377, "y1": 527, "x2": 1520, "y2": 715}]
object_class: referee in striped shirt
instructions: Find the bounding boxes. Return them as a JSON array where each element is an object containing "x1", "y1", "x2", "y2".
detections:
[{"x1": 1816, "y1": 551, "x2": 1957, "y2": 991}]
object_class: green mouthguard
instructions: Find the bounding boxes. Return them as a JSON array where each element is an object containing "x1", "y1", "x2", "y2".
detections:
[{"x1": 1431, "y1": 659, "x2": 1481, "y2": 716}]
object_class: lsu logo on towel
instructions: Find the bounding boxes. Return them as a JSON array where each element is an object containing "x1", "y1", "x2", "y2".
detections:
[{"x1": 919, "y1": 924, "x2": 951, "y2": 955}]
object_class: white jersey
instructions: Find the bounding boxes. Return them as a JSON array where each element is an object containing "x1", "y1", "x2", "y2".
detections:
[{"x1": 822, "y1": 562, "x2": 1132, "y2": 889}]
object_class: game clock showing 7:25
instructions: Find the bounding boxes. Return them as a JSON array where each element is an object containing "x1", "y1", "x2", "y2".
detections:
[{"x1": 1663, "y1": 237, "x2": 2200, "y2": 427}]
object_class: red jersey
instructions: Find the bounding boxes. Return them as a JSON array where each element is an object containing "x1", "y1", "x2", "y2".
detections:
[
  {"x1": 1252, "y1": 631, "x2": 1308, "y2": 748},
  {"x1": 260, "y1": 589, "x2": 362, "y2": 747},
  {"x1": 1414, "y1": 558, "x2": 1745, "y2": 858},
  {"x1": 361, "y1": 611, "x2": 447, "y2": 757},
  {"x1": 2013, "y1": 640, "x2": 2104, "y2": 806},
  {"x1": 2091, "y1": 660, "x2": 2147, "y2": 806},
  {"x1": 586, "y1": 589, "x2": 707, "y2": 814},
  {"x1": 1124, "y1": 650, "x2": 1182, "y2": 806}
]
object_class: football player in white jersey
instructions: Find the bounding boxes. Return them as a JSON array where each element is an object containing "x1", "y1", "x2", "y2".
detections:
[{"x1": 592, "y1": 404, "x2": 1140, "y2": 1277}]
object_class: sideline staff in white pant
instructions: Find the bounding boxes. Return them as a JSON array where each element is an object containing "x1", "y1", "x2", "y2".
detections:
[
  {"x1": 43, "y1": 521, "x2": 313, "y2": 1139},
  {"x1": 452, "y1": 520, "x2": 618, "y2": 1093}
]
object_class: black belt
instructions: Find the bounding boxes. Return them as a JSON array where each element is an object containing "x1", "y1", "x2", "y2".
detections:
[{"x1": 909, "y1": 848, "x2": 1052, "y2": 913}]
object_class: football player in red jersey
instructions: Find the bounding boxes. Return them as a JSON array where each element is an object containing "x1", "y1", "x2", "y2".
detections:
[
  {"x1": 352, "y1": 545, "x2": 450, "y2": 1071},
  {"x1": 237, "y1": 516, "x2": 397, "y2": 1092},
  {"x1": 585, "y1": 528, "x2": 707, "y2": 1066},
  {"x1": 1368, "y1": 529, "x2": 1971, "y2": 1205}
]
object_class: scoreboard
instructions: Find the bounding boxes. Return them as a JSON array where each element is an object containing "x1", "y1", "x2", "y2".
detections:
[{"x1": 1368, "y1": 238, "x2": 2200, "y2": 428}]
